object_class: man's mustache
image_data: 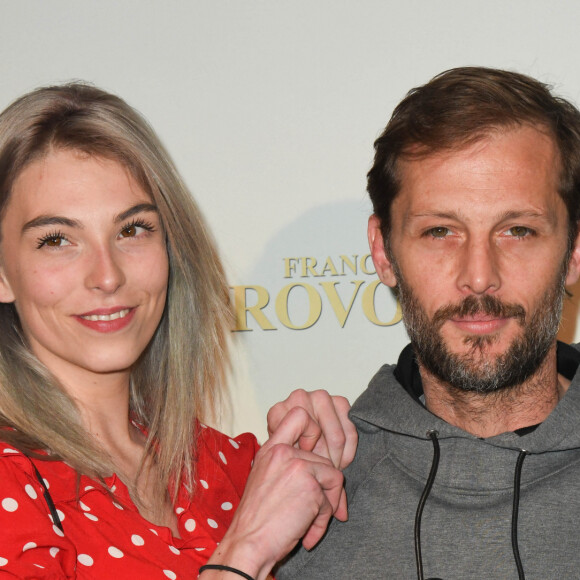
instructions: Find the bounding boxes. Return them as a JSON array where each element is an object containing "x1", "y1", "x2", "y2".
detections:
[{"x1": 432, "y1": 295, "x2": 526, "y2": 329}]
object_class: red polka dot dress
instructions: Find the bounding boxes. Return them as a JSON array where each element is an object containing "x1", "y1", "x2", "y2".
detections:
[{"x1": 0, "y1": 425, "x2": 258, "y2": 578}]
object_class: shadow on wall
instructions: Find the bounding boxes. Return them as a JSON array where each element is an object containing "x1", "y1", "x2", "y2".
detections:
[{"x1": 230, "y1": 198, "x2": 408, "y2": 430}]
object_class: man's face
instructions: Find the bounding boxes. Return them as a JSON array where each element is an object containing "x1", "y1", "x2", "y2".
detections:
[{"x1": 369, "y1": 126, "x2": 580, "y2": 392}]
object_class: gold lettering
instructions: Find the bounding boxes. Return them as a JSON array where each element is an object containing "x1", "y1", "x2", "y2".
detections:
[
  {"x1": 339, "y1": 254, "x2": 358, "y2": 275},
  {"x1": 284, "y1": 258, "x2": 299, "y2": 278},
  {"x1": 275, "y1": 283, "x2": 322, "y2": 329},
  {"x1": 301, "y1": 257, "x2": 320, "y2": 277},
  {"x1": 320, "y1": 281, "x2": 365, "y2": 328},
  {"x1": 361, "y1": 279, "x2": 402, "y2": 326},
  {"x1": 320, "y1": 257, "x2": 339, "y2": 276},
  {"x1": 230, "y1": 285, "x2": 277, "y2": 331},
  {"x1": 361, "y1": 253, "x2": 376, "y2": 275}
]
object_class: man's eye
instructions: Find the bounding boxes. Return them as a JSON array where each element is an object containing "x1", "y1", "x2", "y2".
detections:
[
  {"x1": 506, "y1": 226, "x2": 532, "y2": 238},
  {"x1": 428, "y1": 227, "x2": 451, "y2": 238}
]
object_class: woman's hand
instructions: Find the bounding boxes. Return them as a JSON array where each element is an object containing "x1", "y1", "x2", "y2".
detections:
[
  {"x1": 203, "y1": 408, "x2": 344, "y2": 580},
  {"x1": 267, "y1": 389, "x2": 358, "y2": 470}
]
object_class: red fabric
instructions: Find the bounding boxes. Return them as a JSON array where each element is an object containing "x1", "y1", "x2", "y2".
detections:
[{"x1": 0, "y1": 425, "x2": 258, "y2": 579}]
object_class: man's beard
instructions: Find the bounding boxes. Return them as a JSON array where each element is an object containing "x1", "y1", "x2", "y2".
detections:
[{"x1": 394, "y1": 262, "x2": 567, "y2": 394}]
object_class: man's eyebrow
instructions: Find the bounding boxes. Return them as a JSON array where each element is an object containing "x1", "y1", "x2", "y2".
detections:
[
  {"x1": 21, "y1": 203, "x2": 159, "y2": 234},
  {"x1": 115, "y1": 203, "x2": 159, "y2": 223}
]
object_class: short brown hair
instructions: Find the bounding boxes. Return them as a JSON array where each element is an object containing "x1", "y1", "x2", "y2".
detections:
[{"x1": 367, "y1": 67, "x2": 580, "y2": 247}]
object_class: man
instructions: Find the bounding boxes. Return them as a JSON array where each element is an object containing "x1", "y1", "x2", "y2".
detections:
[{"x1": 276, "y1": 67, "x2": 580, "y2": 579}]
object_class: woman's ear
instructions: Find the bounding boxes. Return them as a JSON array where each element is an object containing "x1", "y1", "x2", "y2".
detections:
[
  {"x1": 0, "y1": 267, "x2": 15, "y2": 303},
  {"x1": 368, "y1": 215, "x2": 397, "y2": 288}
]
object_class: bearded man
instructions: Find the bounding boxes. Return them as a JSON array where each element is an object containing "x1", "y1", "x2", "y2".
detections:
[{"x1": 276, "y1": 67, "x2": 580, "y2": 580}]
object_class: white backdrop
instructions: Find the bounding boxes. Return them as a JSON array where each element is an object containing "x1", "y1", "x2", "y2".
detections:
[{"x1": 2, "y1": 1, "x2": 580, "y2": 440}]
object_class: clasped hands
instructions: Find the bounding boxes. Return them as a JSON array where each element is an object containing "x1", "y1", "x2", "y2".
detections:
[{"x1": 210, "y1": 390, "x2": 357, "y2": 580}]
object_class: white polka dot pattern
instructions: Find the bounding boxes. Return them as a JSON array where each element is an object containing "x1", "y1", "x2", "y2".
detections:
[
  {"x1": 0, "y1": 425, "x2": 258, "y2": 577},
  {"x1": 78, "y1": 554, "x2": 94, "y2": 566},
  {"x1": 131, "y1": 535, "x2": 144, "y2": 546},
  {"x1": 2, "y1": 498, "x2": 18, "y2": 512},
  {"x1": 108, "y1": 546, "x2": 124, "y2": 558},
  {"x1": 52, "y1": 525, "x2": 64, "y2": 537},
  {"x1": 24, "y1": 485, "x2": 37, "y2": 500}
]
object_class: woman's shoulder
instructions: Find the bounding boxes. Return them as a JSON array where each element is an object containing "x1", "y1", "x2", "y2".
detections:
[{"x1": 0, "y1": 440, "x2": 78, "y2": 503}]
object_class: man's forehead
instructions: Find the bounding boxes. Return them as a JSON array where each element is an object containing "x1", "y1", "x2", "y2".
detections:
[{"x1": 391, "y1": 125, "x2": 564, "y2": 221}]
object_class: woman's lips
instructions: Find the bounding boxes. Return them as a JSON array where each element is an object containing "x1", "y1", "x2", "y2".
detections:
[{"x1": 75, "y1": 307, "x2": 135, "y2": 332}]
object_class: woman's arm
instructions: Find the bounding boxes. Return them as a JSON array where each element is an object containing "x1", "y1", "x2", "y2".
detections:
[{"x1": 200, "y1": 408, "x2": 345, "y2": 580}]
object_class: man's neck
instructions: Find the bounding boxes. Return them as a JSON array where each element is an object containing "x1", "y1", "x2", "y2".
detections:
[{"x1": 420, "y1": 345, "x2": 567, "y2": 438}]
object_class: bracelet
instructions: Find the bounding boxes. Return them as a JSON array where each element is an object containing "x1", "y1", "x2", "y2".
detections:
[{"x1": 198, "y1": 564, "x2": 255, "y2": 580}]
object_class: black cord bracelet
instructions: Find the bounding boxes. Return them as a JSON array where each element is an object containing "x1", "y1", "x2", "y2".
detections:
[{"x1": 198, "y1": 564, "x2": 255, "y2": 580}]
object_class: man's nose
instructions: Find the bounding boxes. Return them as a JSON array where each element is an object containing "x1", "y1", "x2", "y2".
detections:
[{"x1": 456, "y1": 237, "x2": 500, "y2": 295}]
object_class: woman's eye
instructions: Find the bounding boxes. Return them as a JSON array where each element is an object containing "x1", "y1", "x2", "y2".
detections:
[
  {"x1": 119, "y1": 224, "x2": 138, "y2": 238},
  {"x1": 118, "y1": 220, "x2": 155, "y2": 239},
  {"x1": 37, "y1": 233, "x2": 70, "y2": 248},
  {"x1": 428, "y1": 227, "x2": 451, "y2": 238}
]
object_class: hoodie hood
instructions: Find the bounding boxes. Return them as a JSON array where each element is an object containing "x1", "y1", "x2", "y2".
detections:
[{"x1": 351, "y1": 341, "x2": 580, "y2": 455}]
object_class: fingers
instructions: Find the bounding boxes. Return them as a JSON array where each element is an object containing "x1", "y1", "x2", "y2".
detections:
[
  {"x1": 332, "y1": 395, "x2": 358, "y2": 469},
  {"x1": 265, "y1": 406, "x2": 321, "y2": 449},
  {"x1": 267, "y1": 389, "x2": 358, "y2": 470}
]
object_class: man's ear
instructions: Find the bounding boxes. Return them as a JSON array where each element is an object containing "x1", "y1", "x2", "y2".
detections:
[
  {"x1": 566, "y1": 225, "x2": 580, "y2": 287},
  {"x1": 0, "y1": 267, "x2": 15, "y2": 303},
  {"x1": 368, "y1": 214, "x2": 397, "y2": 288}
]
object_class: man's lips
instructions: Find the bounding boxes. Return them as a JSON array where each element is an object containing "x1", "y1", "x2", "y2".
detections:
[{"x1": 450, "y1": 316, "x2": 511, "y2": 334}]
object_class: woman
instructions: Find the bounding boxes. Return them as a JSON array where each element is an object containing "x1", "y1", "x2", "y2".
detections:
[{"x1": 0, "y1": 83, "x2": 354, "y2": 579}]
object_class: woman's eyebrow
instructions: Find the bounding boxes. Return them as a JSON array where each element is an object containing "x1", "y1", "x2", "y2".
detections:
[
  {"x1": 115, "y1": 203, "x2": 158, "y2": 223},
  {"x1": 21, "y1": 203, "x2": 159, "y2": 234},
  {"x1": 22, "y1": 215, "x2": 81, "y2": 233}
]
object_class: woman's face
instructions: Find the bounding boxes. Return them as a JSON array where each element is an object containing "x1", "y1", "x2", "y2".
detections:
[{"x1": 0, "y1": 149, "x2": 169, "y2": 388}]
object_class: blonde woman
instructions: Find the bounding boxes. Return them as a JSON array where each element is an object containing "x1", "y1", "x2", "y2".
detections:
[{"x1": 0, "y1": 84, "x2": 354, "y2": 579}]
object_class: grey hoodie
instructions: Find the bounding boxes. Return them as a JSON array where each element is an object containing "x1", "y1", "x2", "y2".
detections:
[{"x1": 277, "y1": 343, "x2": 580, "y2": 580}]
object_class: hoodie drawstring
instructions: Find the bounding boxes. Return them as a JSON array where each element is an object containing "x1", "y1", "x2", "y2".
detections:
[
  {"x1": 415, "y1": 430, "x2": 440, "y2": 580},
  {"x1": 414, "y1": 435, "x2": 528, "y2": 580},
  {"x1": 512, "y1": 450, "x2": 528, "y2": 580}
]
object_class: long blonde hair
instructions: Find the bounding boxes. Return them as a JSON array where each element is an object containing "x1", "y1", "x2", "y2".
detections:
[{"x1": 0, "y1": 83, "x2": 232, "y2": 509}]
